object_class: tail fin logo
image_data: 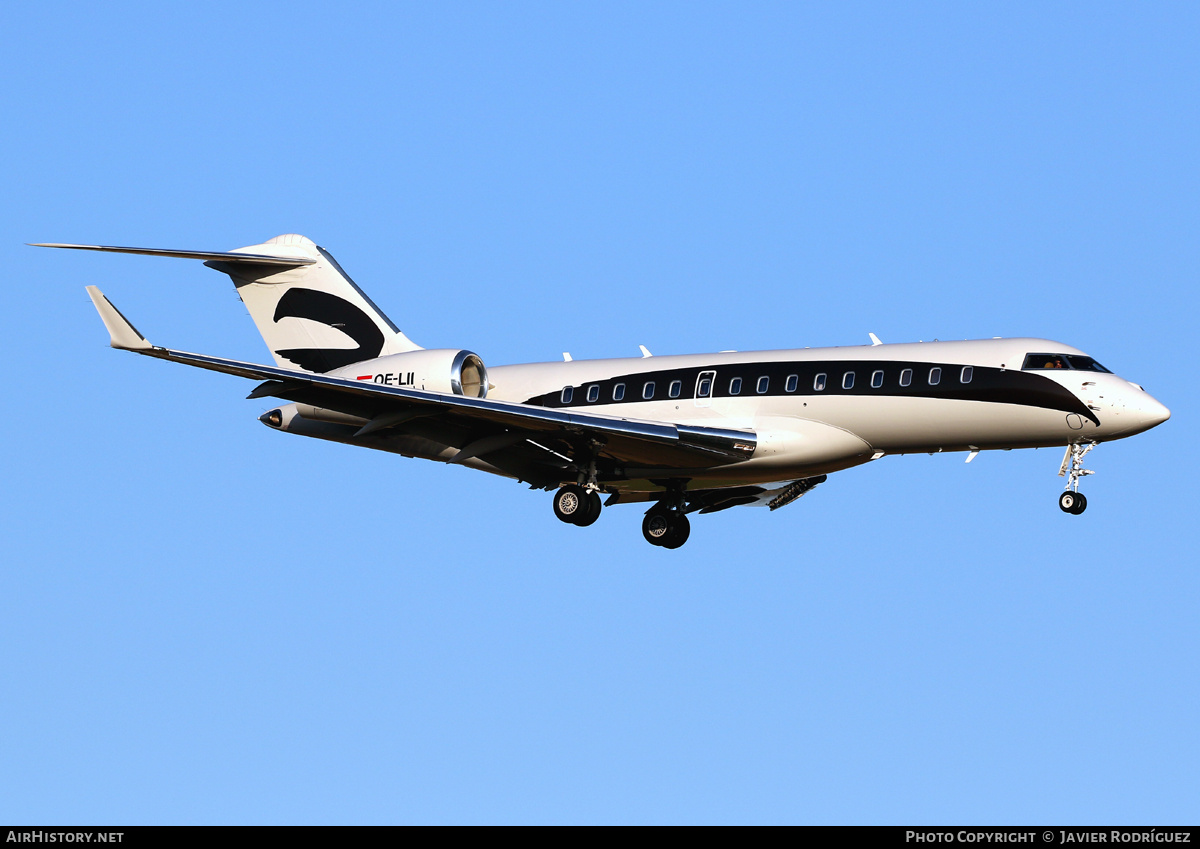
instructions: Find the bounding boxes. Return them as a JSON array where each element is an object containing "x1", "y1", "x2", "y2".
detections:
[{"x1": 271, "y1": 288, "x2": 385, "y2": 372}]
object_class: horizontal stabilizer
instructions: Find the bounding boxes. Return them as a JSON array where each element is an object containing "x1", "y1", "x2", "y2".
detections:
[
  {"x1": 85, "y1": 286, "x2": 152, "y2": 350},
  {"x1": 31, "y1": 243, "x2": 315, "y2": 266}
]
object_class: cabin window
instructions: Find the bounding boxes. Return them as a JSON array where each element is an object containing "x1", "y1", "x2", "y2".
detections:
[
  {"x1": 814, "y1": 373, "x2": 827, "y2": 391},
  {"x1": 669, "y1": 380, "x2": 682, "y2": 398},
  {"x1": 698, "y1": 377, "x2": 712, "y2": 397},
  {"x1": 929, "y1": 367, "x2": 941, "y2": 386},
  {"x1": 756, "y1": 376, "x2": 769, "y2": 394},
  {"x1": 587, "y1": 385, "x2": 600, "y2": 402},
  {"x1": 561, "y1": 386, "x2": 573, "y2": 404},
  {"x1": 729, "y1": 377, "x2": 742, "y2": 395},
  {"x1": 643, "y1": 381, "x2": 655, "y2": 400},
  {"x1": 613, "y1": 383, "x2": 625, "y2": 401},
  {"x1": 785, "y1": 374, "x2": 798, "y2": 392},
  {"x1": 900, "y1": 368, "x2": 912, "y2": 387},
  {"x1": 960, "y1": 366, "x2": 973, "y2": 384},
  {"x1": 843, "y1": 372, "x2": 855, "y2": 389},
  {"x1": 871, "y1": 370, "x2": 884, "y2": 388}
]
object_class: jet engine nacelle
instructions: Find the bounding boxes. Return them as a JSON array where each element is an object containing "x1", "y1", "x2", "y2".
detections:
[{"x1": 328, "y1": 349, "x2": 489, "y2": 397}]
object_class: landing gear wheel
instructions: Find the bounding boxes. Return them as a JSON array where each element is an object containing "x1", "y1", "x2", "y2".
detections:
[
  {"x1": 661, "y1": 514, "x2": 691, "y2": 549},
  {"x1": 553, "y1": 485, "x2": 588, "y2": 524},
  {"x1": 553, "y1": 485, "x2": 602, "y2": 526},
  {"x1": 574, "y1": 490, "x2": 602, "y2": 527},
  {"x1": 1059, "y1": 491, "x2": 1087, "y2": 515},
  {"x1": 642, "y1": 509, "x2": 672, "y2": 546},
  {"x1": 642, "y1": 508, "x2": 691, "y2": 548}
]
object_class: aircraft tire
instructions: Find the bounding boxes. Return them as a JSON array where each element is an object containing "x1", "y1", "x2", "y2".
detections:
[
  {"x1": 553, "y1": 485, "x2": 589, "y2": 524},
  {"x1": 661, "y1": 515, "x2": 691, "y2": 549},
  {"x1": 573, "y1": 491, "x2": 602, "y2": 527},
  {"x1": 642, "y1": 509, "x2": 672, "y2": 546},
  {"x1": 1059, "y1": 491, "x2": 1085, "y2": 514},
  {"x1": 1071, "y1": 492, "x2": 1088, "y2": 514}
]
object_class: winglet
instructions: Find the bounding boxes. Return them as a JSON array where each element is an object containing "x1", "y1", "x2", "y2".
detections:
[{"x1": 85, "y1": 286, "x2": 152, "y2": 350}]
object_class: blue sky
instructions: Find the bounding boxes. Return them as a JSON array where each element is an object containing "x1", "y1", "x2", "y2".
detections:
[{"x1": 2, "y1": 1, "x2": 1196, "y2": 824}]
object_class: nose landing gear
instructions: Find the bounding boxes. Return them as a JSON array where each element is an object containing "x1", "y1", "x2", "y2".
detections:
[
  {"x1": 1057, "y1": 441, "x2": 1096, "y2": 514},
  {"x1": 1058, "y1": 490, "x2": 1087, "y2": 514}
]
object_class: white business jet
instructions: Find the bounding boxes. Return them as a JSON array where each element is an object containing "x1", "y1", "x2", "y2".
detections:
[{"x1": 36, "y1": 234, "x2": 1170, "y2": 548}]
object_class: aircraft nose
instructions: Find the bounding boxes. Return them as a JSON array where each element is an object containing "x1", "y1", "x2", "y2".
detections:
[
  {"x1": 1145, "y1": 396, "x2": 1171, "y2": 428},
  {"x1": 1127, "y1": 386, "x2": 1170, "y2": 432}
]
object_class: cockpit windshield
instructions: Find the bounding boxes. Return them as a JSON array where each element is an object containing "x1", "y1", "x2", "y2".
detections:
[
  {"x1": 1022, "y1": 353, "x2": 1112, "y2": 373},
  {"x1": 1066, "y1": 355, "x2": 1112, "y2": 373}
]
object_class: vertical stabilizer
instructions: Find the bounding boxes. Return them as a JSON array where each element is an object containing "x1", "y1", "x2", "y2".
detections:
[{"x1": 206, "y1": 234, "x2": 421, "y2": 373}]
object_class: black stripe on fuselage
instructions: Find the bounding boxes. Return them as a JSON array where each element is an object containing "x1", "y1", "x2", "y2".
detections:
[{"x1": 523, "y1": 360, "x2": 1099, "y2": 425}]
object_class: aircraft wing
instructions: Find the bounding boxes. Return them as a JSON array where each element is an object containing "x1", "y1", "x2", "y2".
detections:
[{"x1": 86, "y1": 287, "x2": 757, "y2": 478}]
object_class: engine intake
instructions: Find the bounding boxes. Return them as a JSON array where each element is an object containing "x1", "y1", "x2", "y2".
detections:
[
  {"x1": 329, "y1": 349, "x2": 489, "y2": 398},
  {"x1": 450, "y1": 350, "x2": 488, "y2": 398}
]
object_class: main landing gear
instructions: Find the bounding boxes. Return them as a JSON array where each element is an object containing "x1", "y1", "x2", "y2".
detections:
[
  {"x1": 642, "y1": 503, "x2": 690, "y2": 549},
  {"x1": 1057, "y1": 441, "x2": 1096, "y2": 515},
  {"x1": 553, "y1": 484, "x2": 602, "y2": 527},
  {"x1": 550, "y1": 483, "x2": 693, "y2": 548}
]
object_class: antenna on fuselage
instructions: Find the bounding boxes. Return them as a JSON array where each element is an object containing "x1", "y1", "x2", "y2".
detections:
[
  {"x1": 639, "y1": 345, "x2": 652, "y2": 358},
  {"x1": 869, "y1": 333, "x2": 883, "y2": 346}
]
